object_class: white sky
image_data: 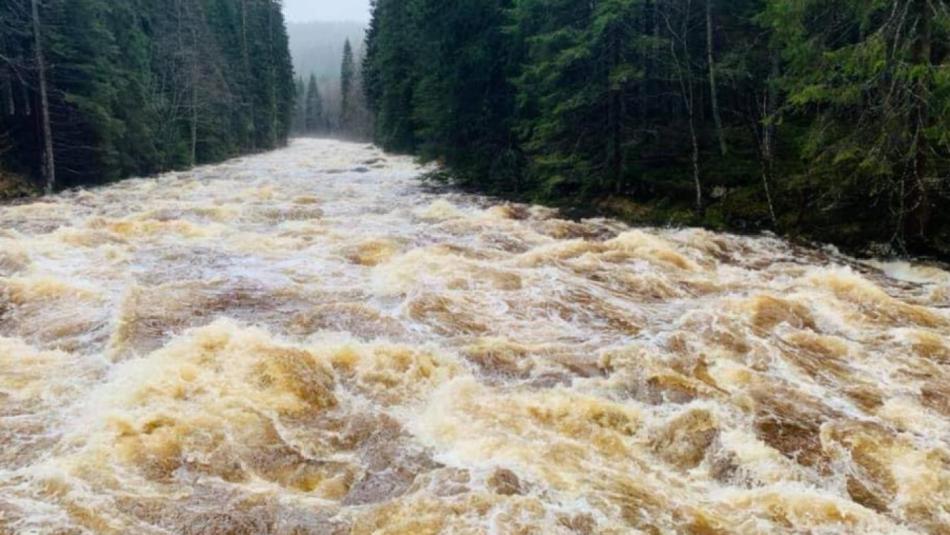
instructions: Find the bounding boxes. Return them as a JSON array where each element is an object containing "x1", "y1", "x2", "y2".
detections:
[{"x1": 283, "y1": 0, "x2": 371, "y2": 22}]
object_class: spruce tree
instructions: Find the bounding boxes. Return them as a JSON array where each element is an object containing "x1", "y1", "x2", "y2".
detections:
[
  {"x1": 340, "y1": 38, "x2": 356, "y2": 133},
  {"x1": 293, "y1": 76, "x2": 307, "y2": 134},
  {"x1": 305, "y1": 74, "x2": 325, "y2": 134},
  {"x1": 359, "y1": 0, "x2": 950, "y2": 254},
  {"x1": 511, "y1": 0, "x2": 642, "y2": 197},
  {"x1": 361, "y1": 0, "x2": 421, "y2": 152},
  {"x1": 763, "y1": 0, "x2": 950, "y2": 251},
  {"x1": 0, "y1": 0, "x2": 297, "y2": 191},
  {"x1": 410, "y1": 0, "x2": 518, "y2": 189}
]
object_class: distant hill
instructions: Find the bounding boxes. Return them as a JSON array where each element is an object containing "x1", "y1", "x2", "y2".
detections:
[{"x1": 288, "y1": 21, "x2": 366, "y2": 80}]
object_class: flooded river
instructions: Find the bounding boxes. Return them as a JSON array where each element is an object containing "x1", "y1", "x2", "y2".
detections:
[{"x1": 0, "y1": 139, "x2": 948, "y2": 534}]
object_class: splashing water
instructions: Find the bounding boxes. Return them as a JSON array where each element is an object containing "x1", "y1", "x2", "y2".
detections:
[{"x1": 1, "y1": 139, "x2": 948, "y2": 534}]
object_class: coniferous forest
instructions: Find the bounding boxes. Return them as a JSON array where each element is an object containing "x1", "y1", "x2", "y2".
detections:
[
  {"x1": 2, "y1": 4, "x2": 950, "y2": 533},
  {"x1": 363, "y1": 0, "x2": 950, "y2": 257},
  {"x1": 290, "y1": 37, "x2": 373, "y2": 140},
  {"x1": 0, "y1": 0, "x2": 295, "y2": 194}
]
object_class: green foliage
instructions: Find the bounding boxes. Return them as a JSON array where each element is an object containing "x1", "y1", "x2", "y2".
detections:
[
  {"x1": 362, "y1": 0, "x2": 520, "y2": 188},
  {"x1": 763, "y1": 0, "x2": 950, "y2": 252},
  {"x1": 0, "y1": 0, "x2": 295, "y2": 190},
  {"x1": 364, "y1": 0, "x2": 950, "y2": 257},
  {"x1": 304, "y1": 74, "x2": 326, "y2": 133},
  {"x1": 340, "y1": 38, "x2": 356, "y2": 130},
  {"x1": 512, "y1": 0, "x2": 644, "y2": 196},
  {"x1": 362, "y1": 0, "x2": 422, "y2": 152}
]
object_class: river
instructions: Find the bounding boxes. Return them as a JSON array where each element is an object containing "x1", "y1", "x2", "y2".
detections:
[{"x1": 0, "y1": 139, "x2": 948, "y2": 534}]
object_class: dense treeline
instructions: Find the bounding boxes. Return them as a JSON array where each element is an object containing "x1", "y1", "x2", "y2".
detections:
[
  {"x1": 287, "y1": 21, "x2": 364, "y2": 80},
  {"x1": 291, "y1": 38, "x2": 373, "y2": 140},
  {"x1": 0, "y1": 0, "x2": 295, "y2": 193},
  {"x1": 364, "y1": 0, "x2": 950, "y2": 256}
]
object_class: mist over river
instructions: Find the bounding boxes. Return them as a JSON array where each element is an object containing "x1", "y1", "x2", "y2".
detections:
[{"x1": 0, "y1": 139, "x2": 948, "y2": 534}]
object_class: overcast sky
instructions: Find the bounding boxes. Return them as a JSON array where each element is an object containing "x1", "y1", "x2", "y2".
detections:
[{"x1": 283, "y1": 0, "x2": 371, "y2": 23}]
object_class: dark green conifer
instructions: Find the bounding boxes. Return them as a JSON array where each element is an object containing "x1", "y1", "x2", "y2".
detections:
[{"x1": 305, "y1": 74, "x2": 325, "y2": 133}]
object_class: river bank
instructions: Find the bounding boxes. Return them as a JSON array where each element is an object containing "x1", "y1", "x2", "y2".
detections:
[{"x1": 1, "y1": 139, "x2": 948, "y2": 534}]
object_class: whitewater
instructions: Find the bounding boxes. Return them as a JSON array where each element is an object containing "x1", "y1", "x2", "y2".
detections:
[{"x1": 0, "y1": 139, "x2": 948, "y2": 534}]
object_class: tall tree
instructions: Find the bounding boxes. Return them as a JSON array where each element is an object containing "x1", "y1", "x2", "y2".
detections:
[
  {"x1": 305, "y1": 74, "x2": 325, "y2": 133},
  {"x1": 361, "y1": 0, "x2": 421, "y2": 151},
  {"x1": 512, "y1": 0, "x2": 642, "y2": 196},
  {"x1": 292, "y1": 75, "x2": 307, "y2": 133},
  {"x1": 340, "y1": 38, "x2": 355, "y2": 132},
  {"x1": 706, "y1": 0, "x2": 727, "y2": 156},
  {"x1": 30, "y1": 0, "x2": 54, "y2": 194},
  {"x1": 764, "y1": 0, "x2": 950, "y2": 251},
  {"x1": 0, "y1": 0, "x2": 296, "y2": 192}
]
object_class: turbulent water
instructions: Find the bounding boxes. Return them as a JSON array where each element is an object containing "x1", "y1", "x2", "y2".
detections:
[{"x1": 0, "y1": 139, "x2": 948, "y2": 534}]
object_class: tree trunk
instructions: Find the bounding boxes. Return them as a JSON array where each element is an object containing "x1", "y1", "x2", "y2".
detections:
[
  {"x1": 241, "y1": 0, "x2": 256, "y2": 149},
  {"x1": 190, "y1": 37, "x2": 198, "y2": 166},
  {"x1": 689, "y1": 113, "x2": 701, "y2": 212},
  {"x1": 761, "y1": 53, "x2": 779, "y2": 227},
  {"x1": 241, "y1": 0, "x2": 250, "y2": 77},
  {"x1": 2, "y1": 71, "x2": 14, "y2": 115},
  {"x1": 637, "y1": 1, "x2": 649, "y2": 124},
  {"x1": 176, "y1": 0, "x2": 183, "y2": 50},
  {"x1": 183, "y1": 2, "x2": 198, "y2": 166},
  {"x1": 268, "y1": 1, "x2": 278, "y2": 147},
  {"x1": 20, "y1": 80, "x2": 31, "y2": 116},
  {"x1": 190, "y1": 79, "x2": 198, "y2": 166},
  {"x1": 706, "y1": 0, "x2": 727, "y2": 156},
  {"x1": 608, "y1": 24, "x2": 623, "y2": 194},
  {"x1": 667, "y1": 0, "x2": 702, "y2": 211},
  {"x1": 906, "y1": 0, "x2": 931, "y2": 244},
  {"x1": 31, "y1": 0, "x2": 55, "y2": 195}
]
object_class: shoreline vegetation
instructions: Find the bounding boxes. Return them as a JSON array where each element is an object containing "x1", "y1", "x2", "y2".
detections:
[
  {"x1": 3, "y1": 138, "x2": 946, "y2": 534},
  {"x1": 364, "y1": 0, "x2": 950, "y2": 260},
  {"x1": 2, "y1": 137, "x2": 946, "y2": 264},
  {"x1": 420, "y1": 167, "x2": 950, "y2": 265},
  {"x1": 0, "y1": 169, "x2": 37, "y2": 201},
  {"x1": 3, "y1": 1, "x2": 947, "y2": 262},
  {"x1": 0, "y1": 0, "x2": 295, "y2": 197}
]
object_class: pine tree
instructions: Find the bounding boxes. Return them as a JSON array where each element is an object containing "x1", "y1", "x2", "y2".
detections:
[
  {"x1": 511, "y1": 0, "x2": 643, "y2": 197},
  {"x1": 292, "y1": 76, "x2": 307, "y2": 134},
  {"x1": 340, "y1": 38, "x2": 356, "y2": 133},
  {"x1": 763, "y1": 0, "x2": 950, "y2": 251},
  {"x1": 9, "y1": 0, "x2": 946, "y2": 256},
  {"x1": 361, "y1": 0, "x2": 421, "y2": 152},
  {"x1": 305, "y1": 74, "x2": 325, "y2": 134},
  {"x1": 362, "y1": 1, "x2": 382, "y2": 116},
  {"x1": 411, "y1": 0, "x2": 518, "y2": 188},
  {"x1": 0, "y1": 0, "x2": 297, "y2": 191},
  {"x1": 30, "y1": 0, "x2": 53, "y2": 193}
]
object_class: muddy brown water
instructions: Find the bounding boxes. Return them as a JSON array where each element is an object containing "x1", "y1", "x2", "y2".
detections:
[{"x1": 0, "y1": 139, "x2": 948, "y2": 534}]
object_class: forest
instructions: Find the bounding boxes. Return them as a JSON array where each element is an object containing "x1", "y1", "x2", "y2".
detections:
[
  {"x1": 290, "y1": 37, "x2": 374, "y2": 140},
  {"x1": 0, "y1": 0, "x2": 295, "y2": 195},
  {"x1": 363, "y1": 0, "x2": 950, "y2": 257},
  {"x1": 1, "y1": 3, "x2": 949, "y2": 533},
  {"x1": 286, "y1": 20, "x2": 364, "y2": 80}
]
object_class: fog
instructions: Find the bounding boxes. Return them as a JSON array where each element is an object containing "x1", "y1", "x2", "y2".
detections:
[{"x1": 283, "y1": 0, "x2": 371, "y2": 23}]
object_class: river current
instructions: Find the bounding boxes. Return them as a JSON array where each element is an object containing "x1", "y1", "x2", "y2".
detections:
[{"x1": 0, "y1": 139, "x2": 948, "y2": 534}]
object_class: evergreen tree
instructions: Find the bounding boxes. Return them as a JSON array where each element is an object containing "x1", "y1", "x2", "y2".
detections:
[
  {"x1": 0, "y1": 0, "x2": 297, "y2": 191},
  {"x1": 511, "y1": 0, "x2": 642, "y2": 197},
  {"x1": 362, "y1": 0, "x2": 383, "y2": 116},
  {"x1": 361, "y1": 0, "x2": 950, "y2": 256},
  {"x1": 411, "y1": 0, "x2": 518, "y2": 189},
  {"x1": 763, "y1": 0, "x2": 950, "y2": 251},
  {"x1": 305, "y1": 74, "x2": 325, "y2": 133},
  {"x1": 361, "y1": 0, "x2": 421, "y2": 152},
  {"x1": 6, "y1": 0, "x2": 948, "y2": 256},
  {"x1": 292, "y1": 76, "x2": 307, "y2": 134},
  {"x1": 340, "y1": 38, "x2": 355, "y2": 132}
]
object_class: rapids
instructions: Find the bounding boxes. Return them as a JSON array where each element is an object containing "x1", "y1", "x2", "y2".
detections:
[{"x1": 0, "y1": 139, "x2": 948, "y2": 534}]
